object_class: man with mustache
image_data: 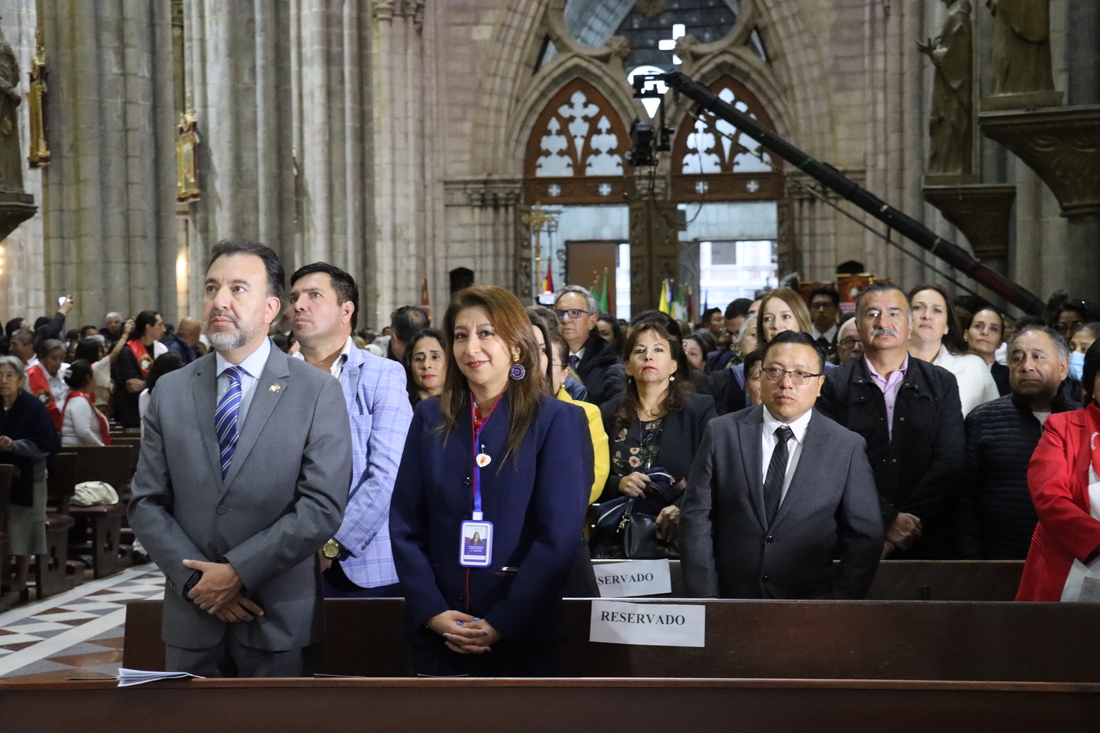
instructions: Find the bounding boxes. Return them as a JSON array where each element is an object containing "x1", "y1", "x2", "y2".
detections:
[
  {"x1": 817, "y1": 281, "x2": 964, "y2": 558},
  {"x1": 129, "y1": 240, "x2": 352, "y2": 676}
]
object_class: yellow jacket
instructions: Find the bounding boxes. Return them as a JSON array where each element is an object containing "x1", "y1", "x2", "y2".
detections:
[{"x1": 557, "y1": 387, "x2": 610, "y2": 504}]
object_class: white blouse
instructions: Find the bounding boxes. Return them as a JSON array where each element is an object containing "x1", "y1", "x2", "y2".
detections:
[
  {"x1": 61, "y1": 395, "x2": 106, "y2": 447},
  {"x1": 933, "y1": 348, "x2": 1000, "y2": 417}
]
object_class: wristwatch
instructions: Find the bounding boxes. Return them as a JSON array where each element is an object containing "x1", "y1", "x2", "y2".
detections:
[{"x1": 321, "y1": 538, "x2": 342, "y2": 560}]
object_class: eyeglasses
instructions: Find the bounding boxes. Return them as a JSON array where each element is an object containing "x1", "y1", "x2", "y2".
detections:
[
  {"x1": 555, "y1": 309, "x2": 589, "y2": 320},
  {"x1": 838, "y1": 338, "x2": 861, "y2": 349},
  {"x1": 810, "y1": 302, "x2": 835, "y2": 310},
  {"x1": 762, "y1": 367, "x2": 824, "y2": 385}
]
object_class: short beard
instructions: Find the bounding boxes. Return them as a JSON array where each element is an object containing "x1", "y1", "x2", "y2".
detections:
[{"x1": 206, "y1": 310, "x2": 262, "y2": 353}]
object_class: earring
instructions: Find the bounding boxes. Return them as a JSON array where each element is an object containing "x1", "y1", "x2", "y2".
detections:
[
  {"x1": 509, "y1": 353, "x2": 526, "y2": 380},
  {"x1": 669, "y1": 374, "x2": 675, "y2": 382}
]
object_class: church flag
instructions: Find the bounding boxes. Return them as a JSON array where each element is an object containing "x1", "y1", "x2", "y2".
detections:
[
  {"x1": 686, "y1": 287, "x2": 695, "y2": 327},
  {"x1": 542, "y1": 261, "x2": 554, "y2": 294},
  {"x1": 420, "y1": 277, "x2": 431, "y2": 320},
  {"x1": 598, "y1": 270, "x2": 609, "y2": 313},
  {"x1": 658, "y1": 279, "x2": 671, "y2": 316}
]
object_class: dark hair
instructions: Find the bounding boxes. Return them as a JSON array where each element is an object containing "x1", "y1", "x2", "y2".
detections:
[
  {"x1": 548, "y1": 328, "x2": 570, "y2": 369},
  {"x1": 1083, "y1": 338, "x2": 1100, "y2": 405},
  {"x1": 403, "y1": 328, "x2": 447, "y2": 406},
  {"x1": 763, "y1": 329, "x2": 826, "y2": 372},
  {"x1": 809, "y1": 284, "x2": 840, "y2": 307},
  {"x1": 528, "y1": 313, "x2": 553, "y2": 384},
  {"x1": 1007, "y1": 324, "x2": 1070, "y2": 363},
  {"x1": 597, "y1": 312, "x2": 625, "y2": 356},
  {"x1": 724, "y1": 298, "x2": 752, "y2": 320},
  {"x1": 855, "y1": 280, "x2": 909, "y2": 315},
  {"x1": 146, "y1": 352, "x2": 185, "y2": 393},
  {"x1": 35, "y1": 338, "x2": 65, "y2": 360},
  {"x1": 526, "y1": 305, "x2": 559, "y2": 332},
  {"x1": 966, "y1": 306, "x2": 1004, "y2": 333},
  {"x1": 688, "y1": 328, "x2": 717, "y2": 354},
  {"x1": 290, "y1": 262, "x2": 361, "y2": 330},
  {"x1": 908, "y1": 284, "x2": 967, "y2": 355},
  {"x1": 614, "y1": 318, "x2": 694, "y2": 428},
  {"x1": 271, "y1": 332, "x2": 290, "y2": 353},
  {"x1": 65, "y1": 329, "x2": 79, "y2": 342},
  {"x1": 74, "y1": 339, "x2": 104, "y2": 363},
  {"x1": 63, "y1": 360, "x2": 95, "y2": 390},
  {"x1": 79, "y1": 325, "x2": 99, "y2": 339},
  {"x1": 4, "y1": 317, "x2": 25, "y2": 338},
  {"x1": 702, "y1": 307, "x2": 723, "y2": 324},
  {"x1": 1052, "y1": 296, "x2": 1097, "y2": 326},
  {"x1": 1071, "y1": 322, "x2": 1100, "y2": 346},
  {"x1": 129, "y1": 310, "x2": 160, "y2": 341},
  {"x1": 390, "y1": 305, "x2": 430, "y2": 345},
  {"x1": 440, "y1": 286, "x2": 544, "y2": 463},
  {"x1": 208, "y1": 240, "x2": 286, "y2": 299},
  {"x1": 33, "y1": 316, "x2": 50, "y2": 332}
]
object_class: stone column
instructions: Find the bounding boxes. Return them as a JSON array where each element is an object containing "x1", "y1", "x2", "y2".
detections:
[
  {"x1": 370, "y1": 0, "x2": 424, "y2": 327},
  {"x1": 34, "y1": 0, "x2": 176, "y2": 327},
  {"x1": 183, "y1": 0, "x2": 295, "y2": 308},
  {"x1": 0, "y1": 2, "x2": 45, "y2": 323}
]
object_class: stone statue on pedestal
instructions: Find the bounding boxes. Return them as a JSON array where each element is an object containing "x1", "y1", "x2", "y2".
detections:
[
  {"x1": 919, "y1": 0, "x2": 973, "y2": 177},
  {"x1": 0, "y1": 22, "x2": 25, "y2": 193},
  {"x1": 988, "y1": 0, "x2": 1055, "y2": 96}
]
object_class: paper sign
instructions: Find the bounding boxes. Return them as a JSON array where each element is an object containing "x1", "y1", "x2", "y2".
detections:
[
  {"x1": 594, "y1": 559, "x2": 672, "y2": 598},
  {"x1": 589, "y1": 600, "x2": 705, "y2": 648}
]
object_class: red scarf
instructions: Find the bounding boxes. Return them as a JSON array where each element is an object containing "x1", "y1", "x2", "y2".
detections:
[
  {"x1": 127, "y1": 340, "x2": 153, "y2": 378},
  {"x1": 63, "y1": 390, "x2": 111, "y2": 446},
  {"x1": 25, "y1": 364, "x2": 62, "y2": 432}
]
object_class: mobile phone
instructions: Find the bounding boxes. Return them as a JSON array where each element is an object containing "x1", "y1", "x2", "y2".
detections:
[{"x1": 58, "y1": 295, "x2": 69, "y2": 306}]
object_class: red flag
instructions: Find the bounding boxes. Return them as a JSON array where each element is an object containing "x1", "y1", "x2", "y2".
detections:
[
  {"x1": 420, "y1": 277, "x2": 431, "y2": 320},
  {"x1": 543, "y1": 261, "x2": 554, "y2": 294}
]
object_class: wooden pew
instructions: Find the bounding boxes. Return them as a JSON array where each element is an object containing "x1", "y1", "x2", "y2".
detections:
[
  {"x1": 63, "y1": 445, "x2": 134, "y2": 578},
  {"x1": 590, "y1": 559, "x2": 1025, "y2": 601},
  {"x1": 123, "y1": 597, "x2": 1100, "y2": 682},
  {"x1": 34, "y1": 452, "x2": 84, "y2": 598}
]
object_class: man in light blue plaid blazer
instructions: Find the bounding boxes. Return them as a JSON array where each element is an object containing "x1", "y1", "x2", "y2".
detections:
[{"x1": 289, "y1": 263, "x2": 413, "y2": 597}]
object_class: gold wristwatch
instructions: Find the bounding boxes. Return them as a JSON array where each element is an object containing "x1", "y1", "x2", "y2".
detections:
[{"x1": 321, "y1": 538, "x2": 342, "y2": 560}]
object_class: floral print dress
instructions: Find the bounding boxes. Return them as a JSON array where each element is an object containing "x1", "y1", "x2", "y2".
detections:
[{"x1": 612, "y1": 417, "x2": 664, "y2": 477}]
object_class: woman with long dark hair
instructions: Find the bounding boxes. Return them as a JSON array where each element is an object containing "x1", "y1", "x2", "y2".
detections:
[
  {"x1": 113, "y1": 310, "x2": 166, "y2": 428},
  {"x1": 390, "y1": 285, "x2": 592, "y2": 676}
]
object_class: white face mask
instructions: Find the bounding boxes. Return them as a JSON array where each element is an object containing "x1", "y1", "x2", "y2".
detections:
[{"x1": 1070, "y1": 350, "x2": 1085, "y2": 382}]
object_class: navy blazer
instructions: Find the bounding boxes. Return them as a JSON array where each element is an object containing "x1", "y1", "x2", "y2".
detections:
[{"x1": 389, "y1": 394, "x2": 592, "y2": 648}]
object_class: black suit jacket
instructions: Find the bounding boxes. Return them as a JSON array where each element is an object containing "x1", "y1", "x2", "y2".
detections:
[
  {"x1": 575, "y1": 331, "x2": 624, "y2": 406},
  {"x1": 816, "y1": 357, "x2": 964, "y2": 558},
  {"x1": 598, "y1": 392, "x2": 716, "y2": 502},
  {"x1": 679, "y1": 405, "x2": 884, "y2": 599}
]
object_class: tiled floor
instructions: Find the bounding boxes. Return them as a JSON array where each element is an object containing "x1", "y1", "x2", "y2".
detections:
[{"x1": 0, "y1": 565, "x2": 164, "y2": 682}]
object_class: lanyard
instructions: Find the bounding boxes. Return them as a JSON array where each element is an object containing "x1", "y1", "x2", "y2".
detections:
[{"x1": 470, "y1": 394, "x2": 500, "y2": 521}]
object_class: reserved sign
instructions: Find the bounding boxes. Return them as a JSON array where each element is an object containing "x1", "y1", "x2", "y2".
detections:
[
  {"x1": 594, "y1": 559, "x2": 672, "y2": 598},
  {"x1": 589, "y1": 600, "x2": 706, "y2": 648}
]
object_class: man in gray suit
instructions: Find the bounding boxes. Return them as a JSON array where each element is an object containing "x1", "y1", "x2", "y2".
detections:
[
  {"x1": 680, "y1": 330, "x2": 883, "y2": 599},
  {"x1": 129, "y1": 240, "x2": 352, "y2": 677}
]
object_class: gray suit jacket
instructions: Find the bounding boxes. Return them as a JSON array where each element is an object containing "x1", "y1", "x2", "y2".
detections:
[
  {"x1": 679, "y1": 405, "x2": 883, "y2": 599},
  {"x1": 128, "y1": 344, "x2": 352, "y2": 651}
]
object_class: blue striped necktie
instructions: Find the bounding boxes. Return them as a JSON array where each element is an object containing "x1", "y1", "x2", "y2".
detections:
[{"x1": 215, "y1": 366, "x2": 246, "y2": 479}]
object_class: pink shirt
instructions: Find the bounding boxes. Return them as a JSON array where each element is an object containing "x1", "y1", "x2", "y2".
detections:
[{"x1": 865, "y1": 355, "x2": 909, "y2": 440}]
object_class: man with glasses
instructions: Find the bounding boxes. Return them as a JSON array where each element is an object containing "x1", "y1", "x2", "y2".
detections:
[
  {"x1": 835, "y1": 316, "x2": 863, "y2": 365},
  {"x1": 680, "y1": 330, "x2": 883, "y2": 599},
  {"x1": 809, "y1": 284, "x2": 840, "y2": 363},
  {"x1": 816, "y1": 281, "x2": 964, "y2": 559},
  {"x1": 553, "y1": 285, "x2": 623, "y2": 406}
]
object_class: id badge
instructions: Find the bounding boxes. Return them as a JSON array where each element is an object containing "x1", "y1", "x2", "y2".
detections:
[{"x1": 459, "y1": 520, "x2": 493, "y2": 568}]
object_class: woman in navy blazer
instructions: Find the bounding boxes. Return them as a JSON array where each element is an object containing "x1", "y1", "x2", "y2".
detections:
[{"x1": 390, "y1": 285, "x2": 592, "y2": 676}]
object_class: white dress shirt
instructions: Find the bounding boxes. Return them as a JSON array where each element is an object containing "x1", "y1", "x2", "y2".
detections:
[
  {"x1": 46, "y1": 363, "x2": 70, "y2": 406},
  {"x1": 292, "y1": 336, "x2": 354, "y2": 380},
  {"x1": 812, "y1": 324, "x2": 838, "y2": 344},
  {"x1": 215, "y1": 337, "x2": 272, "y2": 426},
  {"x1": 761, "y1": 406, "x2": 814, "y2": 506}
]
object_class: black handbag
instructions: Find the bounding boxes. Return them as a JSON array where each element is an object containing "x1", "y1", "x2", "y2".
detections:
[{"x1": 591, "y1": 496, "x2": 678, "y2": 560}]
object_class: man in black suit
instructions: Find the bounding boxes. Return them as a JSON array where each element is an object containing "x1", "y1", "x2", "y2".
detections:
[
  {"x1": 679, "y1": 330, "x2": 883, "y2": 599},
  {"x1": 554, "y1": 285, "x2": 623, "y2": 406}
]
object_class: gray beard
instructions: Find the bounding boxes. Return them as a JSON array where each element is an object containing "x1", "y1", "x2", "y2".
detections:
[{"x1": 207, "y1": 324, "x2": 259, "y2": 353}]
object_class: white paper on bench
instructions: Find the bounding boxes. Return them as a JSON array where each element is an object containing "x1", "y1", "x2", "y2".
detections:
[
  {"x1": 117, "y1": 667, "x2": 205, "y2": 687},
  {"x1": 594, "y1": 559, "x2": 672, "y2": 598},
  {"x1": 589, "y1": 600, "x2": 705, "y2": 648}
]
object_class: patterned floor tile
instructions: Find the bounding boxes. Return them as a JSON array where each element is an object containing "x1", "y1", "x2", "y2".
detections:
[
  {"x1": 0, "y1": 634, "x2": 45, "y2": 647},
  {"x1": 29, "y1": 610, "x2": 101, "y2": 623},
  {"x1": 3, "y1": 621, "x2": 76, "y2": 634}
]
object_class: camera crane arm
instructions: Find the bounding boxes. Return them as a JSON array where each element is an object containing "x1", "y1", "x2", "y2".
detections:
[{"x1": 634, "y1": 71, "x2": 1044, "y2": 316}]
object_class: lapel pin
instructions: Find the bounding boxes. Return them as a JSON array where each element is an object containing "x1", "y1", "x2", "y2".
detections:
[{"x1": 269, "y1": 384, "x2": 282, "y2": 393}]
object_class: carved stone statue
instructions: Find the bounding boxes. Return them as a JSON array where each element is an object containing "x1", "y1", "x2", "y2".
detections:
[
  {"x1": 919, "y1": 0, "x2": 973, "y2": 177},
  {"x1": 0, "y1": 22, "x2": 25, "y2": 193},
  {"x1": 987, "y1": 0, "x2": 1055, "y2": 96}
]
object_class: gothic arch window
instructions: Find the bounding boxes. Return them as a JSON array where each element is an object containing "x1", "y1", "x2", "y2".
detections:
[
  {"x1": 523, "y1": 78, "x2": 632, "y2": 204},
  {"x1": 670, "y1": 76, "x2": 783, "y2": 202}
]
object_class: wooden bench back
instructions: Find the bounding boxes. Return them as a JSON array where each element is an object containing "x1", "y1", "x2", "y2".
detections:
[
  {"x1": 124, "y1": 595, "x2": 1100, "y2": 682},
  {"x1": 63, "y1": 445, "x2": 134, "y2": 494},
  {"x1": 46, "y1": 452, "x2": 78, "y2": 514}
]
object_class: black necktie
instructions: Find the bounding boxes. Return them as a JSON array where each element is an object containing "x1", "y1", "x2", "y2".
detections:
[
  {"x1": 764, "y1": 425, "x2": 794, "y2": 525},
  {"x1": 817, "y1": 336, "x2": 831, "y2": 351}
]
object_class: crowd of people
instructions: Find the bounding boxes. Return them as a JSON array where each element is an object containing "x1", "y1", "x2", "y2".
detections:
[{"x1": 4, "y1": 244, "x2": 1100, "y2": 678}]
